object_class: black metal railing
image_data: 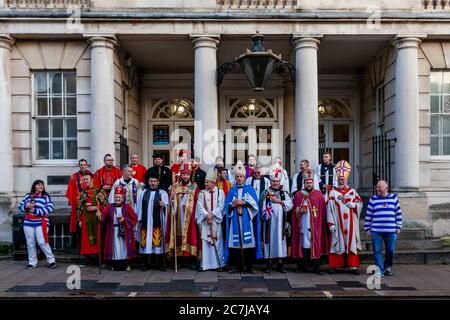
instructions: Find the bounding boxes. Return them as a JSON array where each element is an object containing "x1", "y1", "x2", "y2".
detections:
[{"x1": 372, "y1": 134, "x2": 397, "y2": 193}]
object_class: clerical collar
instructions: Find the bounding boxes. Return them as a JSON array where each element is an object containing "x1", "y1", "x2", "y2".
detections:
[
  {"x1": 124, "y1": 178, "x2": 131, "y2": 183},
  {"x1": 270, "y1": 187, "x2": 281, "y2": 192},
  {"x1": 237, "y1": 185, "x2": 244, "y2": 189},
  {"x1": 149, "y1": 188, "x2": 157, "y2": 192},
  {"x1": 114, "y1": 203, "x2": 123, "y2": 207}
]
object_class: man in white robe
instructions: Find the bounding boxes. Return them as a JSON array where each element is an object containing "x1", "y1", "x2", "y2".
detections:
[
  {"x1": 270, "y1": 157, "x2": 290, "y2": 193},
  {"x1": 136, "y1": 174, "x2": 169, "y2": 271},
  {"x1": 245, "y1": 165, "x2": 270, "y2": 202},
  {"x1": 195, "y1": 169, "x2": 225, "y2": 271},
  {"x1": 260, "y1": 175, "x2": 293, "y2": 273},
  {"x1": 109, "y1": 165, "x2": 142, "y2": 212},
  {"x1": 327, "y1": 160, "x2": 363, "y2": 275},
  {"x1": 291, "y1": 159, "x2": 320, "y2": 194}
]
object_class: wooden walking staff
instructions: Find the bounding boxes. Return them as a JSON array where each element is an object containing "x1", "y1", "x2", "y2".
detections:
[
  {"x1": 96, "y1": 190, "x2": 109, "y2": 275},
  {"x1": 172, "y1": 204, "x2": 178, "y2": 273}
]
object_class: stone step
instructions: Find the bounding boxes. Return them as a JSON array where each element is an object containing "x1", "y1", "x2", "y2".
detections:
[
  {"x1": 359, "y1": 249, "x2": 450, "y2": 265},
  {"x1": 358, "y1": 222, "x2": 427, "y2": 240},
  {"x1": 361, "y1": 238, "x2": 443, "y2": 251}
]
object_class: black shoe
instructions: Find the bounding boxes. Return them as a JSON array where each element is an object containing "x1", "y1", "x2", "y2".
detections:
[
  {"x1": 313, "y1": 268, "x2": 323, "y2": 275},
  {"x1": 48, "y1": 262, "x2": 56, "y2": 269},
  {"x1": 140, "y1": 265, "x2": 149, "y2": 271},
  {"x1": 189, "y1": 263, "x2": 198, "y2": 271},
  {"x1": 328, "y1": 268, "x2": 337, "y2": 274},
  {"x1": 248, "y1": 267, "x2": 257, "y2": 274},
  {"x1": 228, "y1": 267, "x2": 238, "y2": 274},
  {"x1": 197, "y1": 266, "x2": 204, "y2": 272},
  {"x1": 351, "y1": 268, "x2": 360, "y2": 275},
  {"x1": 263, "y1": 267, "x2": 272, "y2": 274},
  {"x1": 384, "y1": 267, "x2": 393, "y2": 276},
  {"x1": 277, "y1": 265, "x2": 287, "y2": 274},
  {"x1": 25, "y1": 264, "x2": 36, "y2": 270}
]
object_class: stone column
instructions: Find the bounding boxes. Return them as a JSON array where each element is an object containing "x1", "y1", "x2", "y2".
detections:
[
  {"x1": 191, "y1": 35, "x2": 220, "y2": 168},
  {"x1": 0, "y1": 34, "x2": 14, "y2": 196},
  {"x1": 393, "y1": 36, "x2": 422, "y2": 190},
  {"x1": 292, "y1": 36, "x2": 321, "y2": 171},
  {"x1": 86, "y1": 35, "x2": 117, "y2": 170}
]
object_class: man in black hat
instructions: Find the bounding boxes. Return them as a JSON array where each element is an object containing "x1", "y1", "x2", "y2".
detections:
[
  {"x1": 189, "y1": 157, "x2": 206, "y2": 190},
  {"x1": 145, "y1": 153, "x2": 173, "y2": 192}
]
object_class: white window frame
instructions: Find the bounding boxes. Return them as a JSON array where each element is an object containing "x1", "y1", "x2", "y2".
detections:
[
  {"x1": 430, "y1": 70, "x2": 450, "y2": 159},
  {"x1": 32, "y1": 71, "x2": 78, "y2": 166}
]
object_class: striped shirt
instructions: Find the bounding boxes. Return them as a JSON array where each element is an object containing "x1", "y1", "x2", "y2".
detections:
[
  {"x1": 18, "y1": 193, "x2": 54, "y2": 228},
  {"x1": 365, "y1": 193, "x2": 402, "y2": 233}
]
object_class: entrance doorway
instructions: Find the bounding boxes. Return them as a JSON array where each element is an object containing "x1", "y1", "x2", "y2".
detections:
[
  {"x1": 225, "y1": 98, "x2": 280, "y2": 167},
  {"x1": 148, "y1": 98, "x2": 194, "y2": 165},
  {"x1": 318, "y1": 98, "x2": 354, "y2": 182}
]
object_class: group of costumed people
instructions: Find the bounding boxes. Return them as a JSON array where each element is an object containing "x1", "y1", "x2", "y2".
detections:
[{"x1": 63, "y1": 151, "x2": 362, "y2": 275}]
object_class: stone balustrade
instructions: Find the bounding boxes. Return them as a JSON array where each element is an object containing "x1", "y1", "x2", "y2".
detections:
[
  {"x1": 424, "y1": 0, "x2": 450, "y2": 9},
  {"x1": 5, "y1": 0, "x2": 91, "y2": 9},
  {"x1": 216, "y1": 0, "x2": 297, "y2": 10}
]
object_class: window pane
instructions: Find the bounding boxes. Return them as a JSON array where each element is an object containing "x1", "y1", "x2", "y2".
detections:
[
  {"x1": 52, "y1": 141, "x2": 63, "y2": 159},
  {"x1": 52, "y1": 119, "x2": 63, "y2": 138},
  {"x1": 430, "y1": 115, "x2": 440, "y2": 136},
  {"x1": 50, "y1": 72, "x2": 62, "y2": 94},
  {"x1": 37, "y1": 97, "x2": 48, "y2": 115},
  {"x1": 333, "y1": 148, "x2": 350, "y2": 162},
  {"x1": 444, "y1": 137, "x2": 450, "y2": 155},
  {"x1": 64, "y1": 73, "x2": 76, "y2": 94},
  {"x1": 66, "y1": 140, "x2": 77, "y2": 159},
  {"x1": 431, "y1": 137, "x2": 440, "y2": 156},
  {"x1": 52, "y1": 97, "x2": 62, "y2": 115},
  {"x1": 443, "y1": 115, "x2": 450, "y2": 134},
  {"x1": 35, "y1": 73, "x2": 47, "y2": 95},
  {"x1": 66, "y1": 97, "x2": 77, "y2": 115},
  {"x1": 66, "y1": 119, "x2": 77, "y2": 138},
  {"x1": 37, "y1": 119, "x2": 49, "y2": 138},
  {"x1": 37, "y1": 140, "x2": 49, "y2": 159},
  {"x1": 430, "y1": 95, "x2": 441, "y2": 113},
  {"x1": 333, "y1": 124, "x2": 350, "y2": 142},
  {"x1": 430, "y1": 72, "x2": 442, "y2": 94},
  {"x1": 444, "y1": 95, "x2": 450, "y2": 114},
  {"x1": 443, "y1": 72, "x2": 450, "y2": 94}
]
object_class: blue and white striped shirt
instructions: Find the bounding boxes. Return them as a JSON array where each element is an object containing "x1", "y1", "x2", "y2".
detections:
[
  {"x1": 365, "y1": 193, "x2": 402, "y2": 233},
  {"x1": 18, "y1": 193, "x2": 54, "y2": 228}
]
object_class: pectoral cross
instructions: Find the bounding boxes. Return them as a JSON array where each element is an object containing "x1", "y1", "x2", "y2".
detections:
[{"x1": 311, "y1": 206, "x2": 318, "y2": 218}]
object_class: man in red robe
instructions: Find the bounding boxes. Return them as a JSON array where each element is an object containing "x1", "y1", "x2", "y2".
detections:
[
  {"x1": 66, "y1": 159, "x2": 92, "y2": 247},
  {"x1": 94, "y1": 153, "x2": 121, "y2": 199},
  {"x1": 167, "y1": 163, "x2": 200, "y2": 270},
  {"x1": 101, "y1": 185, "x2": 138, "y2": 271},
  {"x1": 327, "y1": 160, "x2": 363, "y2": 275},
  {"x1": 76, "y1": 172, "x2": 108, "y2": 267},
  {"x1": 292, "y1": 169, "x2": 328, "y2": 275},
  {"x1": 130, "y1": 153, "x2": 147, "y2": 184}
]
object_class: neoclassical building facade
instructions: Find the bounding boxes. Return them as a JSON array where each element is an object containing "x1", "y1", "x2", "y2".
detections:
[{"x1": 1, "y1": 0, "x2": 450, "y2": 242}]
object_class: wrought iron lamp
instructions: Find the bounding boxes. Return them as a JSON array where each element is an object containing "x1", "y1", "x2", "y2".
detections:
[{"x1": 217, "y1": 34, "x2": 295, "y2": 91}]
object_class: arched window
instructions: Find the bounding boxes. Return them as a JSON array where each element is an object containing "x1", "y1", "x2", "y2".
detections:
[
  {"x1": 318, "y1": 99, "x2": 350, "y2": 119},
  {"x1": 152, "y1": 98, "x2": 194, "y2": 119},
  {"x1": 229, "y1": 98, "x2": 276, "y2": 119}
]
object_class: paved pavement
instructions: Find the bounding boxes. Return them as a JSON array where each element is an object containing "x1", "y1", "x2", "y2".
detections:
[{"x1": 1, "y1": 259, "x2": 450, "y2": 299}]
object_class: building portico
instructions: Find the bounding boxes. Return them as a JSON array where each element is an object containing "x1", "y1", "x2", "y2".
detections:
[{"x1": 1, "y1": 2, "x2": 450, "y2": 243}]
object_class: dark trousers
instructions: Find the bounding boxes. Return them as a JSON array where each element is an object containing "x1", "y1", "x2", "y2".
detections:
[
  {"x1": 143, "y1": 254, "x2": 165, "y2": 268},
  {"x1": 298, "y1": 248, "x2": 321, "y2": 271},
  {"x1": 229, "y1": 248, "x2": 254, "y2": 271}
]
